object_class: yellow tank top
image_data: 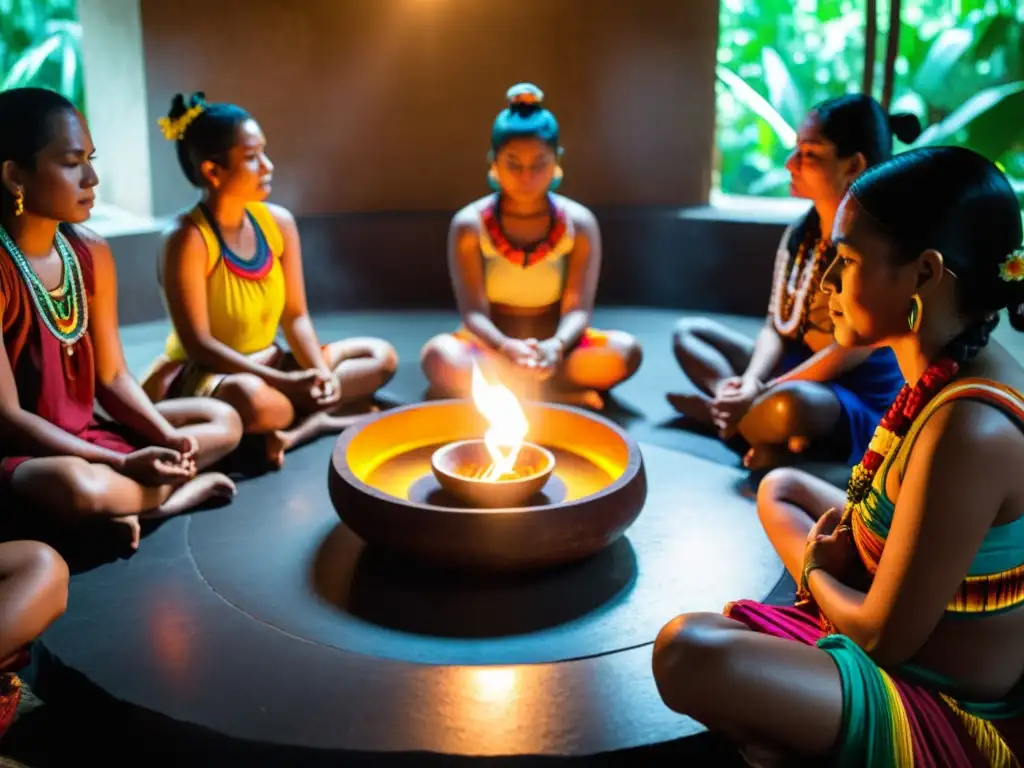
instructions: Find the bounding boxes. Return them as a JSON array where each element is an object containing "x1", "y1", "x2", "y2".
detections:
[
  {"x1": 164, "y1": 202, "x2": 286, "y2": 361},
  {"x1": 480, "y1": 204, "x2": 575, "y2": 308}
]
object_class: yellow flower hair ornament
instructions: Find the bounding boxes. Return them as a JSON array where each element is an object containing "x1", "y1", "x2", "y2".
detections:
[
  {"x1": 999, "y1": 247, "x2": 1024, "y2": 283},
  {"x1": 157, "y1": 98, "x2": 206, "y2": 141}
]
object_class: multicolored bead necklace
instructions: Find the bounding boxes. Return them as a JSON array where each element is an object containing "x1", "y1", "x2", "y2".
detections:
[
  {"x1": 0, "y1": 224, "x2": 88, "y2": 356},
  {"x1": 481, "y1": 194, "x2": 569, "y2": 268},
  {"x1": 796, "y1": 355, "x2": 960, "y2": 608}
]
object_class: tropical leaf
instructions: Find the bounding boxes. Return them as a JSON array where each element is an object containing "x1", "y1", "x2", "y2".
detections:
[
  {"x1": 913, "y1": 13, "x2": 1019, "y2": 111},
  {"x1": 761, "y1": 46, "x2": 804, "y2": 128},
  {"x1": 913, "y1": 81, "x2": 1024, "y2": 160},
  {"x1": 716, "y1": 64, "x2": 797, "y2": 148},
  {"x1": 1, "y1": 32, "x2": 61, "y2": 89},
  {"x1": 748, "y1": 167, "x2": 792, "y2": 197}
]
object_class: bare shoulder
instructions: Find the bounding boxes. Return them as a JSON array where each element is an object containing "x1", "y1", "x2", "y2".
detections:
[
  {"x1": 450, "y1": 199, "x2": 486, "y2": 238},
  {"x1": 65, "y1": 223, "x2": 112, "y2": 261},
  {"x1": 263, "y1": 201, "x2": 298, "y2": 233},
  {"x1": 918, "y1": 391, "x2": 1024, "y2": 490},
  {"x1": 161, "y1": 212, "x2": 205, "y2": 255},
  {"x1": 555, "y1": 195, "x2": 599, "y2": 234}
]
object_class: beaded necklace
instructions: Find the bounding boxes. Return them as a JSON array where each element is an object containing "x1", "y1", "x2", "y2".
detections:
[
  {"x1": 481, "y1": 194, "x2": 569, "y2": 268},
  {"x1": 0, "y1": 224, "x2": 88, "y2": 356},
  {"x1": 198, "y1": 203, "x2": 273, "y2": 281},
  {"x1": 796, "y1": 355, "x2": 960, "y2": 611},
  {"x1": 772, "y1": 228, "x2": 828, "y2": 338}
]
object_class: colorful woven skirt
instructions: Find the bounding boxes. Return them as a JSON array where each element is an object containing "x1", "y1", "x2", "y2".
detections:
[{"x1": 725, "y1": 599, "x2": 1024, "y2": 767}]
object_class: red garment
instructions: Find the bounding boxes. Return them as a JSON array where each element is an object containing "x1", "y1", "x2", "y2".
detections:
[{"x1": 0, "y1": 228, "x2": 136, "y2": 489}]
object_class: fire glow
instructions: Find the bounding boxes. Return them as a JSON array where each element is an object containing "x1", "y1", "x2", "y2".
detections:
[{"x1": 470, "y1": 362, "x2": 529, "y2": 482}]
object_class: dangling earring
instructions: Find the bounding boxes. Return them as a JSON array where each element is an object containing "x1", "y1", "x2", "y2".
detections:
[
  {"x1": 487, "y1": 167, "x2": 500, "y2": 192},
  {"x1": 908, "y1": 294, "x2": 923, "y2": 333},
  {"x1": 549, "y1": 165, "x2": 563, "y2": 191},
  {"x1": 13, "y1": 189, "x2": 24, "y2": 217}
]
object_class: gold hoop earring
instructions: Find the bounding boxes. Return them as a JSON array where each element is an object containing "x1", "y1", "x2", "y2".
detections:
[
  {"x1": 14, "y1": 189, "x2": 24, "y2": 217},
  {"x1": 908, "y1": 294, "x2": 923, "y2": 333}
]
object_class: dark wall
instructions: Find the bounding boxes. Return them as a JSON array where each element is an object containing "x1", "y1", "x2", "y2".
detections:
[
  {"x1": 110, "y1": 211, "x2": 788, "y2": 325},
  {"x1": 140, "y1": 0, "x2": 719, "y2": 217},
  {"x1": 116, "y1": 0, "x2": 784, "y2": 328}
]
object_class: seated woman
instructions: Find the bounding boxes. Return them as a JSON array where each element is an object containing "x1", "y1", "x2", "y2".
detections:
[
  {"x1": 0, "y1": 540, "x2": 68, "y2": 737},
  {"x1": 653, "y1": 147, "x2": 1024, "y2": 765},
  {"x1": 420, "y1": 84, "x2": 641, "y2": 410},
  {"x1": 141, "y1": 93, "x2": 398, "y2": 468},
  {"x1": 0, "y1": 88, "x2": 243, "y2": 549},
  {"x1": 669, "y1": 94, "x2": 919, "y2": 470}
]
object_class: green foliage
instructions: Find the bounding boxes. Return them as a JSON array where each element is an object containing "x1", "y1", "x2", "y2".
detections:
[
  {"x1": 716, "y1": 0, "x2": 1024, "y2": 211},
  {"x1": 0, "y1": 0, "x2": 83, "y2": 112}
]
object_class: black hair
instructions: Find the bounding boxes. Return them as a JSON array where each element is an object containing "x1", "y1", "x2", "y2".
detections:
[
  {"x1": 849, "y1": 146, "x2": 1024, "y2": 359},
  {"x1": 491, "y1": 83, "x2": 559, "y2": 152},
  {"x1": 0, "y1": 87, "x2": 77, "y2": 214},
  {"x1": 164, "y1": 92, "x2": 251, "y2": 188},
  {"x1": 786, "y1": 95, "x2": 923, "y2": 260},
  {"x1": 814, "y1": 93, "x2": 922, "y2": 167}
]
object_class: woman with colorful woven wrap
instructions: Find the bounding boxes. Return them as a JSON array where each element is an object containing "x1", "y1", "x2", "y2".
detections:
[
  {"x1": 0, "y1": 88, "x2": 243, "y2": 550},
  {"x1": 141, "y1": 92, "x2": 398, "y2": 469},
  {"x1": 669, "y1": 95, "x2": 919, "y2": 470},
  {"x1": 653, "y1": 147, "x2": 1024, "y2": 766},
  {"x1": 419, "y1": 84, "x2": 642, "y2": 410}
]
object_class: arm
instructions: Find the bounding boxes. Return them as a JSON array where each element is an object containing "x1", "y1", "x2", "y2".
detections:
[
  {"x1": 771, "y1": 343, "x2": 874, "y2": 386},
  {"x1": 449, "y1": 209, "x2": 507, "y2": 350},
  {"x1": 161, "y1": 219, "x2": 291, "y2": 387},
  {"x1": 550, "y1": 206, "x2": 600, "y2": 351},
  {"x1": 742, "y1": 229, "x2": 796, "y2": 383},
  {"x1": 742, "y1": 319, "x2": 786, "y2": 383},
  {"x1": 0, "y1": 295, "x2": 127, "y2": 468},
  {"x1": 807, "y1": 400, "x2": 1010, "y2": 665},
  {"x1": 86, "y1": 231, "x2": 178, "y2": 446},
  {"x1": 273, "y1": 205, "x2": 329, "y2": 375}
]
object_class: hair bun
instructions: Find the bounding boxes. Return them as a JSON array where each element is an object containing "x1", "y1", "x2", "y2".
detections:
[
  {"x1": 506, "y1": 83, "x2": 544, "y2": 114},
  {"x1": 888, "y1": 112, "x2": 922, "y2": 144}
]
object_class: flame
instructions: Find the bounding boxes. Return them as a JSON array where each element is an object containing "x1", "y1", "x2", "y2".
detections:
[{"x1": 470, "y1": 362, "x2": 528, "y2": 481}]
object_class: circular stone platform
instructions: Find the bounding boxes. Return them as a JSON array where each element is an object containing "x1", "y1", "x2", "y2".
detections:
[{"x1": 36, "y1": 434, "x2": 782, "y2": 760}]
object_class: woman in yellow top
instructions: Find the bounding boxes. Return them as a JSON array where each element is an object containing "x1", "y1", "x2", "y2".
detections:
[
  {"x1": 143, "y1": 93, "x2": 398, "y2": 468},
  {"x1": 420, "y1": 84, "x2": 642, "y2": 410}
]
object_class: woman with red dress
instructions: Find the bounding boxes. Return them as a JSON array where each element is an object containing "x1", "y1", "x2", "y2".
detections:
[{"x1": 0, "y1": 88, "x2": 243, "y2": 549}]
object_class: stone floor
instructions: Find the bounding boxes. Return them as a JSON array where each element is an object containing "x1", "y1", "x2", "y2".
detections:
[{"x1": 3, "y1": 306, "x2": 1023, "y2": 766}]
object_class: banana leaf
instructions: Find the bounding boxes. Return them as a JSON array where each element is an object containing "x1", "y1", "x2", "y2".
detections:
[
  {"x1": 913, "y1": 81, "x2": 1024, "y2": 161},
  {"x1": 913, "y1": 13, "x2": 1019, "y2": 111},
  {"x1": 761, "y1": 46, "x2": 804, "y2": 129},
  {"x1": 716, "y1": 64, "x2": 797, "y2": 148}
]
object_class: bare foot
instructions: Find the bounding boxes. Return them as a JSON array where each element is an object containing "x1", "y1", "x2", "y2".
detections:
[
  {"x1": 321, "y1": 407, "x2": 378, "y2": 430},
  {"x1": 111, "y1": 514, "x2": 142, "y2": 550},
  {"x1": 152, "y1": 473, "x2": 236, "y2": 519},
  {"x1": 742, "y1": 444, "x2": 792, "y2": 471},
  {"x1": 549, "y1": 387, "x2": 604, "y2": 410},
  {"x1": 787, "y1": 435, "x2": 810, "y2": 454},
  {"x1": 265, "y1": 431, "x2": 287, "y2": 469},
  {"x1": 666, "y1": 391, "x2": 713, "y2": 423}
]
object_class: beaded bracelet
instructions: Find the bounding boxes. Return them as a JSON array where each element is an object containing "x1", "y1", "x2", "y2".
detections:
[{"x1": 795, "y1": 552, "x2": 824, "y2": 605}]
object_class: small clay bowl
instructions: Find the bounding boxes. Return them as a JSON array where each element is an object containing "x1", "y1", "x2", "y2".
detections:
[{"x1": 430, "y1": 439, "x2": 555, "y2": 508}]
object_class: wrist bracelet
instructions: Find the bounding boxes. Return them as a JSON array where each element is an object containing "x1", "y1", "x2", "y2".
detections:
[{"x1": 796, "y1": 556, "x2": 823, "y2": 602}]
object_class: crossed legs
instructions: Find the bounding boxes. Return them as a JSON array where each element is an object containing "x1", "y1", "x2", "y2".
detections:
[
  {"x1": 652, "y1": 468, "x2": 847, "y2": 760},
  {"x1": 420, "y1": 330, "x2": 642, "y2": 410},
  {"x1": 214, "y1": 337, "x2": 398, "y2": 467},
  {"x1": 9, "y1": 399, "x2": 243, "y2": 548}
]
